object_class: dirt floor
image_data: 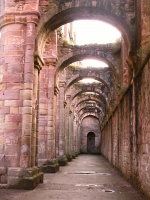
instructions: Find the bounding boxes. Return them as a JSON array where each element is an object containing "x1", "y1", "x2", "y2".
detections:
[{"x1": 0, "y1": 155, "x2": 149, "y2": 200}]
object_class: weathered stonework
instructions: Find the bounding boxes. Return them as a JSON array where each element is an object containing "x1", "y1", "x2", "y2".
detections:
[
  {"x1": 101, "y1": 55, "x2": 150, "y2": 197},
  {"x1": 0, "y1": 0, "x2": 149, "y2": 198},
  {"x1": 7, "y1": 167, "x2": 43, "y2": 190},
  {"x1": 39, "y1": 159, "x2": 59, "y2": 173},
  {"x1": 80, "y1": 116, "x2": 100, "y2": 154}
]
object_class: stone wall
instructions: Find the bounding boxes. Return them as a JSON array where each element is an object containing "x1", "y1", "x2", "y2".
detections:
[
  {"x1": 80, "y1": 116, "x2": 100, "y2": 154},
  {"x1": 0, "y1": 1, "x2": 1, "y2": 14},
  {"x1": 135, "y1": 56, "x2": 150, "y2": 196},
  {"x1": 101, "y1": 56, "x2": 150, "y2": 197}
]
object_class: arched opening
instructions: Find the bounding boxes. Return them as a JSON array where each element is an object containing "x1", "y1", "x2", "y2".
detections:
[
  {"x1": 80, "y1": 116, "x2": 100, "y2": 154},
  {"x1": 87, "y1": 132, "x2": 96, "y2": 154},
  {"x1": 37, "y1": 6, "x2": 133, "y2": 56},
  {"x1": 61, "y1": 20, "x2": 121, "y2": 46}
]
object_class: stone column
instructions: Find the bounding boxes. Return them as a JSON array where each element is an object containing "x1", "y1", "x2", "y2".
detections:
[
  {"x1": 38, "y1": 64, "x2": 49, "y2": 169},
  {"x1": 0, "y1": 14, "x2": 43, "y2": 189},
  {"x1": 38, "y1": 58, "x2": 59, "y2": 173},
  {"x1": 33, "y1": 55, "x2": 44, "y2": 168},
  {"x1": 76, "y1": 120, "x2": 81, "y2": 155},
  {"x1": 74, "y1": 112, "x2": 79, "y2": 155},
  {"x1": 71, "y1": 104, "x2": 76, "y2": 158},
  {"x1": 0, "y1": 22, "x2": 25, "y2": 188},
  {"x1": 54, "y1": 86, "x2": 59, "y2": 158},
  {"x1": 47, "y1": 60, "x2": 59, "y2": 172},
  {"x1": 74, "y1": 107, "x2": 80, "y2": 157},
  {"x1": 58, "y1": 82, "x2": 68, "y2": 166},
  {"x1": 19, "y1": 17, "x2": 43, "y2": 188},
  {"x1": 69, "y1": 110, "x2": 76, "y2": 158},
  {"x1": 65, "y1": 95, "x2": 72, "y2": 161},
  {"x1": 73, "y1": 118, "x2": 79, "y2": 156}
]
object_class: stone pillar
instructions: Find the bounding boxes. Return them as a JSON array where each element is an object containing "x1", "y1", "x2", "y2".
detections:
[
  {"x1": 78, "y1": 121, "x2": 81, "y2": 153},
  {"x1": 57, "y1": 82, "x2": 68, "y2": 166},
  {"x1": 65, "y1": 95, "x2": 72, "y2": 161},
  {"x1": 54, "y1": 86, "x2": 59, "y2": 158},
  {"x1": 69, "y1": 110, "x2": 76, "y2": 158},
  {"x1": 69, "y1": 111, "x2": 72, "y2": 157},
  {"x1": 33, "y1": 55, "x2": 44, "y2": 168},
  {"x1": 74, "y1": 113, "x2": 80, "y2": 155},
  {"x1": 38, "y1": 64, "x2": 49, "y2": 169},
  {"x1": 19, "y1": 17, "x2": 43, "y2": 189},
  {"x1": 74, "y1": 107, "x2": 80, "y2": 156},
  {"x1": 73, "y1": 118, "x2": 79, "y2": 156},
  {"x1": 0, "y1": 14, "x2": 43, "y2": 189},
  {"x1": 21, "y1": 19, "x2": 36, "y2": 166},
  {"x1": 78, "y1": 119, "x2": 82, "y2": 154},
  {"x1": 38, "y1": 58, "x2": 59, "y2": 173},
  {"x1": 71, "y1": 104, "x2": 76, "y2": 158}
]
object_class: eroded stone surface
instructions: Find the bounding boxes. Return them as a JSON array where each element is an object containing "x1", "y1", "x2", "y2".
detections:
[{"x1": 0, "y1": 1, "x2": 149, "y2": 198}]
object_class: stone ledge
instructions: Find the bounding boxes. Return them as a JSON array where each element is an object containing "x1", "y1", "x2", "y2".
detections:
[
  {"x1": 7, "y1": 167, "x2": 43, "y2": 190},
  {"x1": 0, "y1": 184, "x2": 9, "y2": 189}
]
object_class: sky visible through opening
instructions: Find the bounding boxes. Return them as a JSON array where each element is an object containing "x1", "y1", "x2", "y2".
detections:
[
  {"x1": 79, "y1": 78, "x2": 99, "y2": 84},
  {"x1": 81, "y1": 59, "x2": 108, "y2": 68},
  {"x1": 73, "y1": 20, "x2": 121, "y2": 45},
  {"x1": 71, "y1": 20, "x2": 121, "y2": 83}
]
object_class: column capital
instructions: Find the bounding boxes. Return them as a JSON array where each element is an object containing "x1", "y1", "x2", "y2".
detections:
[
  {"x1": 71, "y1": 103, "x2": 75, "y2": 108},
  {"x1": 64, "y1": 101, "x2": 67, "y2": 107},
  {"x1": 0, "y1": 12, "x2": 40, "y2": 28},
  {"x1": 66, "y1": 95, "x2": 71, "y2": 101},
  {"x1": 69, "y1": 110, "x2": 72, "y2": 115},
  {"x1": 34, "y1": 54, "x2": 44, "y2": 71},
  {"x1": 54, "y1": 86, "x2": 59, "y2": 95},
  {"x1": 66, "y1": 94, "x2": 71, "y2": 98},
  {"x1": 59, "y1": 82, "x2": 66, "y2": 88},
  {"x1": 44, "y1": 57, "x2": 58, "y2": 67}
]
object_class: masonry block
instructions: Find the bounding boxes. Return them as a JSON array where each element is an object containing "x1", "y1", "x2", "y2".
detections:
[
  {"x1": 5, "y1": 114, "x2": 22, "y2": 123},
  {"x1": 58, "y1": 155, "x2": 68, "y2": 166},
  {"x1": 0, "y1": 107, "x2": 10, "y2": 114},
  {"x1": 39, "y1": 159, "x2": 59, "y2": 173},
  {"x1": 7, "y1": 167, "x2": 43, "y2": 190},
  {"x1": 66, "y1": 154, "x2": 72, "y2": 162}
]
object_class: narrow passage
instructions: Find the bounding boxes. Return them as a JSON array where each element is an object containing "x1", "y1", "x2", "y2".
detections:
[{"x1": 0, "y1": 155, "x2": 148, "y2": 200}]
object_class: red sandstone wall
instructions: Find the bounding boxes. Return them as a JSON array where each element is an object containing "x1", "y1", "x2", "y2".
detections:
[
  {"x1": 101, "y1": 57, "x2": 150, "y2": 197},
  {"x1": 135, "y1": 59, "x2": 150, "y2": 196},
  {"x1": 80, "y1": 116, "x2": 100, "y2": 154}
]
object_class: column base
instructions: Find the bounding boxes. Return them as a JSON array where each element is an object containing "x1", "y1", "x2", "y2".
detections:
[
  {"x1": 75, "y1": 152, "x2": 79, "y2": 157},
  {"x1": 7, "y1": 167, "x2": 43, "y2": 190},
  {"x1": 66, "y1": 154, "x2": 72, "y2": 162},
  {"x1": 72, "y1": 154, "x2": 76, "y2": 159},
  {"x1": 39, "y1": 159, "x2": 59, "y2": 173},
  {"x1": 58, "y1": 155, "x2": 68, "y2": 166}
]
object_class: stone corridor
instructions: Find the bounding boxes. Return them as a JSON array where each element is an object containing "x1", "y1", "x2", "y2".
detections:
[
  {"x1": 0, "y1": 155, "x2": 148, "y2": 200},
  {"x1": 0, "y1": 0, "x2": 150, "y2": 199}
]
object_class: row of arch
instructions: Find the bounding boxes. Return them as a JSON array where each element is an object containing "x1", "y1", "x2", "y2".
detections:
[
  {"x1": 35, "y1": 1, "x2": 135, "y2": 163},
  {"x1": 0, "y1": 0, "x2": 140, "y2": 190}
]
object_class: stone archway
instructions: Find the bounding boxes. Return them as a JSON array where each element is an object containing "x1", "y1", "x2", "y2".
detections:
[
  {"x1": 80, "y1": 116, "x2": 100, "y2": 154},
  {"x1": 87, "y1": 132, "x2": 96, "y2": 153}
]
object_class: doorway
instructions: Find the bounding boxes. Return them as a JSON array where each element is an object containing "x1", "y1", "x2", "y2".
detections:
[{"x1": 87, "y1": 132, "x2": 95, "y2": 153}]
